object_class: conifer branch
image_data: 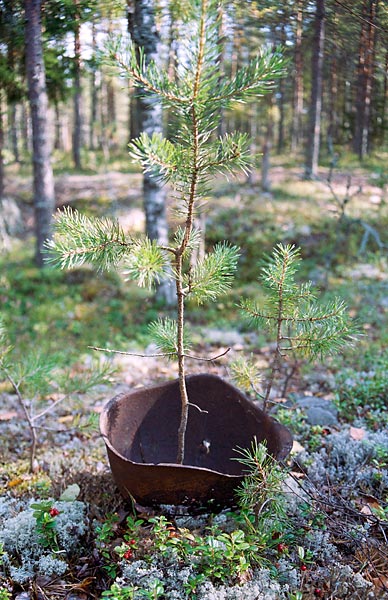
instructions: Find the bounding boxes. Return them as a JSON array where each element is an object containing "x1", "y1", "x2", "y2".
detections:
[{"x1": 239, "y1": 244, "x2": 358, "y2": 410}]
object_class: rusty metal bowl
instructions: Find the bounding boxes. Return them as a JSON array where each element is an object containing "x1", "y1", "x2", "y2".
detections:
[{"x1": 100, "y1": 373, "x2": 292, "y2": 507}]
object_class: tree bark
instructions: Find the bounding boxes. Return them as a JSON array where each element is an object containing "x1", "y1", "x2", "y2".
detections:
[
  {"x1": 54, "y1": 100, "x2": 61, "y2": 150},
  {"x1": 304, "y1": 0, "x2": 325, "y2": 179},
  {"x1": 0, "y1": 92, "x2": 4, "y2": 201},
  {"x1": 291, "y1": 0, "x2": 304, "y2": 152},
  {"x1": 353, "y1": 0, "x2": 379, "y2": 159},
  {"x1": 73, "y1": 0, "x2": 83, "y2": 169},
  {"x1": 25, "y1": 0, "x2": 55, "y2": 267},
  {"x1": 381, "y1": 48, "x2": 388, "y2": 146},
  {"x1": 89, "y1": 20, "x2": 98, "y2": 150},
  {"x1": 261, "y1": 98, "x2": 274, "y2": 193},
  {"x1": 276, "y1": 22, "x2": 286, "y2": 155},
  {"x1": 9, "y1": 103, "x2": 19, "y2": 163},
  {"x1": 327, "y1": 40, "x2": 338, "y2": 153},
  {"x1": 21, "y1": 101, "x2": 30, "y2": 155},
  {"x1": 128, "y1": 0, "x2": 174, "y2": 305}
]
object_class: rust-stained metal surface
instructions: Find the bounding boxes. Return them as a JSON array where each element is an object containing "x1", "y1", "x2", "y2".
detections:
[{"x1": 100, "y1": 374, "x2": 293, "y2": 507}]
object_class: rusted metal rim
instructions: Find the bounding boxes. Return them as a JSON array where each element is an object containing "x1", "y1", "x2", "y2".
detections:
[{"x1": 100, "y1": 373, "x2": 293, "y2": 507}]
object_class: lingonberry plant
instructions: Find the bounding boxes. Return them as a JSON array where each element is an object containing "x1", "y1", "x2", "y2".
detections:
[{"x1": 46, "y1": 0, "x2": 286, "y2": 463}]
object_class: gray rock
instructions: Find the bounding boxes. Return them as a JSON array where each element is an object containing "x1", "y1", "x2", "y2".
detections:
[
  {"x1": 201, "y1": 328, "x2": 245, "y2": 347},
  {"x1": 305, "y1": 407, "x2": 338, "y2": 426},
  {"x1": 293, "y1": 396, "x2": 339, "y2": 426}
]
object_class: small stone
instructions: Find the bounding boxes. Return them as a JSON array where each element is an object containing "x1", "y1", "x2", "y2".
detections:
[
  {"x1": 294, "y1": 395, "x2": 339, "y2": 426},
  {"x1": 306, "y1": 407, "x2": 338, "y2": 426}
]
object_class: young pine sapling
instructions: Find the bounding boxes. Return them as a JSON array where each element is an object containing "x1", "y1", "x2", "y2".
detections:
[
  {"x1": 46, "y1": 0, "x2": 286, "y2": 464},
  {"x1": 231, "y1": 244, "x2": 358, "y2": 411}
]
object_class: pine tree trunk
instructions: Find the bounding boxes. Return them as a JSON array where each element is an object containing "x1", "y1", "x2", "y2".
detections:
[
  {"x1": 353, "y1": 0, "x2": 379, "y2": 159},
  {"x1": 73, "y1": 0, "x2": 83, "y2": 170},
  {"x1": 327, "y1": 42, "x2": 338, "y2": 153},
  {"x1": 291, "y1": 0, "x2": 304, "y2": 153},
  {"x1": 304, "y1": 0, "x2": 325, "y2": 179},
  {"x1": 381, "y1": 49, "x2": 388, "y2": 146},
  {"x1": 21, "y1": 101, "x2": 30, "y2": 155},
  {"x1": 276, "y1": 23, "x2": 286, "y2": 155},
  {"x1": 54, "y1": 101, "x2": 61, "y2": 150},
  {"x1": 129, "y1": 0, "x2": 174, "y2": 305},
  {"x1": 106, "y1": 18, "x2": 117, "y2": 150},
  {"x1": 261, "y1": 98, "x2": 274, "y2": 193},
  {"x1": 216, "y1": 4, "x2": 226, "y2": 141},
  {"x1": 0, "y1": 92, "x2": 4, "y2": 201},
  {"x1": 25, "y1": 0, "x2": 55, "y2": 267},
  {"x1": 9, "y1": 103, "x2": 19, "y2": 163},
  {"x1": 89, "y1": 21, "x2": 98, "y2": 150},
  {"x1": 106, "y1": 80, "x2": 116, "y2": 148}
]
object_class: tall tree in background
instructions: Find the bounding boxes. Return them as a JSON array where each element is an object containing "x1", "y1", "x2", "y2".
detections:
[
  {"x1": 353, "y1": 0, "x2": 380, "y2": 159},
  {"x1": 291, "y1": 0, "x2": 303, "y2": 152},
  {"x1": 73, "y1": 0, "x2": 83, "y2": 169},
  {"x1": 304, "y1": 0, "x2": 325, "y2": 179},
  {"x1": 0, "y1": 88, "x2": 4, "y2": 200},
  {"x1": 25, "y1": 0, "x2": 55, "y2": 266},
  {"x1": 128, "y1": 0, "x2": 174, "y2": 304}
]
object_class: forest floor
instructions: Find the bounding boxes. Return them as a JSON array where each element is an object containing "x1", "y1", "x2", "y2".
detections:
[{"x1": 0, "y1": 157, "x2": 387, "y2": 599}]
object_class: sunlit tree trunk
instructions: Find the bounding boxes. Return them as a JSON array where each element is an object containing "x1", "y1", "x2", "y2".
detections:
[
  {"x1": 128, "y1": 0, "x2": 174, "y2": 305},
  {"x1": 304, "y1": 0, "x2": 325, "y2": 179},
  {"x1": 25, "y1": 0, "x2": 55, "y2": 266}
]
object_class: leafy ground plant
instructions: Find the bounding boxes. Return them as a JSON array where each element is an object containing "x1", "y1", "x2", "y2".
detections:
[{"x1": 46, "y1": 0, "x2": 286, "y2": 464}]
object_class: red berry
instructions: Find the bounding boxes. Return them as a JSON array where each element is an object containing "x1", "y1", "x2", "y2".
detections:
[
  {"x1": 277, "y1": 543, "x2": 286, "y2": 553},
  {"x1": 300, "y1": 564, "x2": 307, "y2": 571},
  {"x1": 314, "y1": 590, "x2": 322, "y2": 597},
  {"x1": 49, "y1": 507, "x2": 59, "y2": 517},
  {"x1": 123, "y1": 549, "x2": 133, "y2": 560},
  {"x1": 129, "y1": 539, "x2": 136, "y2": 545}
]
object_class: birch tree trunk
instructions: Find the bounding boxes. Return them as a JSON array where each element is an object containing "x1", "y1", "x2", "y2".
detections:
[
  {"x1": 129, "y1": 0, "x2": 174, "y2": 305},
  {"x1": 25, "y1": 0, "x2": 55, "y2": 267},
  {"x1": 304, "y1": 0, "x2": 325, "y2": 179}
]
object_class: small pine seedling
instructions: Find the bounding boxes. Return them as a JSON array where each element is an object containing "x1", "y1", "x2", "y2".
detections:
[{"x1": 232, "y1": 244, "x2": 358, "y2": 411}]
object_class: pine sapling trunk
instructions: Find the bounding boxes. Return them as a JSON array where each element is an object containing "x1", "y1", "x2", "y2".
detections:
[
  {"x1": 175, "y1": 254, "x2": 189, "y2": 463},
  {"x1": 174, "y1": 1, "x2": 206, "y2": 464},
  {"x1": 263, "y1": 254, "x2": 287, "y2": 411}
]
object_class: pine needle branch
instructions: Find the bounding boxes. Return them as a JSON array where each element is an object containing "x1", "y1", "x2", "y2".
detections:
[{"x1": 45, "y1": 207, "x2": 132, "y2": 271}]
